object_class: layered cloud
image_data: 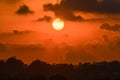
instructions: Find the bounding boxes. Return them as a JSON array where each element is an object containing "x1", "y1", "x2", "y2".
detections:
[
  {"x1": 16, "y1": 4, "x2": 34, "y2": 15},
  {"x1": 43, "y1": 4, "x2": 84, "y2": 21},
  {"x1": 0, "y1": 22, "x2": 120, "y2": 64},
  {"x1": 43, "y1": 0, "x2": 120, "y2": 21},
  {"x1": 0, "y1": 43, "x2": 45, "y2": 53},
  {"x1": 0, "y1": 43, "x2": 46, "y2": 64},
  {"x1": 44, "y1": 0, "x2": 120, "y2": 13},
  {"x1": 0, "y1": 30, "x2": 32, "y2": 36},
  {"x1": 1, "y1": 37, "x2": 120, "y2": 64},
  {"x1": 0, "y1": 30, "x2": 35, "y2": 44}
]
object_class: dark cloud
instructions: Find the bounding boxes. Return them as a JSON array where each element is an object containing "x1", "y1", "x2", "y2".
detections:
[
  {"x1": 60, "y1": 0, "x2": 120, "y2": 13},
  {"x1": 86, "y1": 18, "x2": 103, "y2": 22},
  {"x1": 37, "y1": 15, "x2": 52, "y2": 22},
  {"x1": 16, "y1": 4, "x2": 34, "y2": 15},
  {"x1": 43, "y1": 0, "x2": 120, "y2": 21},
  {"x1": 43, "y1": 4, "x2": 84, "y2": 21},
  {"x1": 100, "y1": 23, "x2": 120, "y2": 31}
]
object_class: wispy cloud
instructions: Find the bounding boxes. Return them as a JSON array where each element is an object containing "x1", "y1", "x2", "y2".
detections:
[{"x1": 37, "y1": 15, "x2": 52, "y2": 22}]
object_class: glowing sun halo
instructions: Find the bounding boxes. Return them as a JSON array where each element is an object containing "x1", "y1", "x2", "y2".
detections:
[{"x1": 52, "y1": 18, "x2": 64, "y2": 31}]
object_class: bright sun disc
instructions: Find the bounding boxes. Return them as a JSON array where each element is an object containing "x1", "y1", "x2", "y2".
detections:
[{"x1": 52, "y1": 18, "x2": 64, "y2": 30}]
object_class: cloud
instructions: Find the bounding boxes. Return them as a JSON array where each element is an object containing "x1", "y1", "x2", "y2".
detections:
[
  {"x1": 65, "y1": 48, "x2": 96, "y2": 64},
  {"x1": 0, "y1": 43, "x2": 47, "y2": 64},
  {"x1": 115, "y1": 39, "x2": 120, "y2": 48},
  {"x1": 0, "y1": 43, "x2": 46, "y2": 60},
  {"x1": 16, "y1": 4, "x2": 34, "y2": 15},
  {"x1": 0, "y1": 43, "x2": 6, "y2": 53},
  {"x1": 85, "y1": 18, "x2": 103, "y2": 22},
  {"x1": 43, "y1": 4, "x2": 84, "y2": 21},
  {"x1": 100, "y1": 23, "x2": 120, "y2": 31},
  {"x1": 60, "y1": 0, "x2": 120, "y2": 13},
  {"x1": 37, "y1": 15, "x2": 52, "y2": 22},
  {"x1": 12, "y1": 44, "x2": 45, "y2": 52},
  {"x1": 43, "y1": 0, "x2": 120, "y2": 21},
  {"x1": 0, "y1": 30, "x2": 32, "y2": 36},
  {"x1": 12, "y1": 30, "x2": 32, "y2": 35},
  {"x1": 0, "y1": 30, "x2": 34, "y2": 44}
]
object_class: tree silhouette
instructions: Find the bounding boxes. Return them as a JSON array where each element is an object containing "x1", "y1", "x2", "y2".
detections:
[
  {"x1": 0, "y1": 57, "x2": 120, "y2": 80},
  {"x1": 50, "y1": 74, "x2": 67, "y2": 80}
]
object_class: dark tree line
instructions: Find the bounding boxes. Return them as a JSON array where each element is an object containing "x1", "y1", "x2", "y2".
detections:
[{"x1": 0, "y1": 57, "x2": 120, "y2": 80}]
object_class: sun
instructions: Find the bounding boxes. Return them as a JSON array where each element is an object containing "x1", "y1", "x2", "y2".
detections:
[{"x1": 52, "y1": 18, "x2": 64, "y2": 31}]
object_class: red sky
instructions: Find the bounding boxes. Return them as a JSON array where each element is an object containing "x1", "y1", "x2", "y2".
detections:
[{"x1": 0, "y1": 0, "x2": 120, "y2": 64}]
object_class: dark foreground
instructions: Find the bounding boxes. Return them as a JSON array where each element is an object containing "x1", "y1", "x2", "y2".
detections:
[{"x1": 0, "y1": 57, "x2": 120, "y2": 80}]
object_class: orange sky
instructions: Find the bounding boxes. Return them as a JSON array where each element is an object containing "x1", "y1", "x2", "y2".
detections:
[{"x1": 0, "y1": 0, "x2": 120, "y2": 64}]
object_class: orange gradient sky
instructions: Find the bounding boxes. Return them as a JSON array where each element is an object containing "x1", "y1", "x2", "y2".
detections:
[{"x1": 0, "y1": 0, "x2": 120, "y2": 64}]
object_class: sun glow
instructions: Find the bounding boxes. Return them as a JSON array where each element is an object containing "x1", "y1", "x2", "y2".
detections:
[{"x1": 52, "y1": 18, "x2": 64, "y2": 31}]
